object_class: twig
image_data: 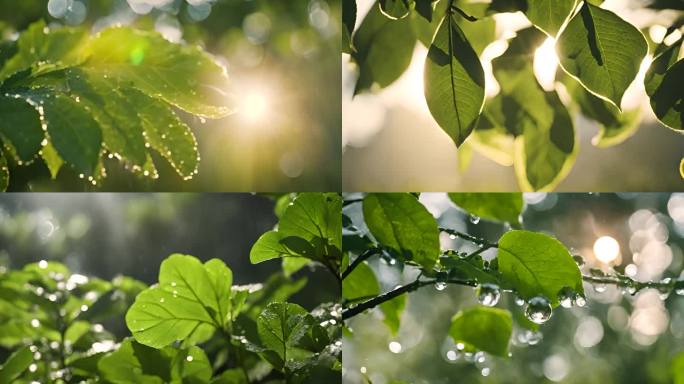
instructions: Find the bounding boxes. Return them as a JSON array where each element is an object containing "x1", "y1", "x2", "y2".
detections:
[{"x1": 341, "y1": 247, "x2": 381, "y2": 280}]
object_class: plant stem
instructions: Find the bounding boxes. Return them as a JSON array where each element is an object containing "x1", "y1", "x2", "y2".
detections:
[
  {"x1": 450, "y1": 5, "x2": 479, "y2": 22},
  {"x1": 341, "y1": 247, "x2": 381, "y2": 280},
  {"x1": 439, "y1": 227, "x2": 498, "y2": 248},
  {"x1": 581, "y1": 274, "x2": 674, "y2": 291}
]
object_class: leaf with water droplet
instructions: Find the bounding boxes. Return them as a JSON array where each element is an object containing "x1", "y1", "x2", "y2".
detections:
[
  {"x1": 0, "y1": 94, "x2": 44, "y2": 162},
  {"x1": 84, "y1": 26, "x2": 234, "y2": 118},
  {"x1": 363, "y1": 193, "x2": 440, "y2": 270},
  {"x1": 497, "y1": 230, "x2": 583, "y2": 307},
  {"x1": 125, "y1": 254, "x2": 234, "y2": 348},
  {"x1": 449, "y1": 306, "x2": 512, "y2": 357},
  {"x1": 448, "y1": 193, "x2": 524, "y2": 226},
  {"x1": 525, "y1": 296, "x2": 552, "y2": 324},
  {"x1": 256, "y1": 302, "x2": 314, "y2": 371},
  {"x1": 477, "y1": 283, "x2": 501, "y2": 307}
]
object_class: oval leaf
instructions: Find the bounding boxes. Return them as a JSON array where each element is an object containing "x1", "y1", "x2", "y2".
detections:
[
  {"x1": 644, "y1": 41, "x2": 683, "y2": 131},
  {"x1": 497, "y1": 230, "x2": 583, "y2": 306},
  {"x1": 449, "y1": 306, "x2": 512, "y2": 357},
  {"x1": 556, "y1": 3, "x2": 648, "y2": 108},
  {"x1": 448, "y1": 193, "x2": 523, "y2": 226},
  {"x1": 424, "y1": 13, "x2": 485, "y2": 147},
  {"x1": 363, "y1": 193, "x2": 440, "y2": 270}
]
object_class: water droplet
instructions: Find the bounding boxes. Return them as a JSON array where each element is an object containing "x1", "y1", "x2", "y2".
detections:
[
  {"x1": 473, "y1": 351, "x2": 485, "y2": 363},
  {"x1": 557, "y1": 287, "x2": 575, "y2": 308},
  {"x1": 477, "y1": 283, "x2": 500, "y2": 307},
  {"x1": 388, "y1": 341, "x2": 402, "y2": 353},
  {"x1": 449, "y1": 234, "x2": 456, "y2": 240},
  {"x1": 514, "y1": 296, "x2": 525, "y2": 306},
  {"x1": 159, "y1": 298, "x2": 165, "y2": 303},
  {"x1": 525, "y1": 296, "x2": 552, "y2": 324},
  {"x1": 676, "y1": 287, "x2": 684, "y2": 296},
  {"x1": 525, "y1": 330, "x2": 543, "y2": 345},
  {"x1": 435, "y1": 281, "x2": 447, "y2": 291},
  {"x1": 434, "y1": 271, "x2": 448, "y2": 291},
  {"x1": 574, "y1": 295, "x2": 586, "y2": 307},
  {"x1": 38, "y1": 260, "x2": 48, "y2": 269},
  {"x1": 572, "y1": 255, "x2": 585, "y2": 266},
  {"x1": 445, "y1": 350, "x2": 460, "y2": 361},
  {"x1": 594, "y1": 284, "x2": 607, "y2": 293},
  {"x1": 469, "y1": 214, "x2": 480, "y2": 224},
  {"x1": 186, "y1": 355, "x2": 194, "y2": 362}
]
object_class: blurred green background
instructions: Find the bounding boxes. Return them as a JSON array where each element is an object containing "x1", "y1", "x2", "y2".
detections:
[
  {"x1": 343, "y1": 193, "x2": 684, "y2": 383},
  {"x1": 0, "y1": 0, "x2": 341, "y2": 191},
  {"x1": 0, "y1": 193, "x2": 339, "y2": 334}
]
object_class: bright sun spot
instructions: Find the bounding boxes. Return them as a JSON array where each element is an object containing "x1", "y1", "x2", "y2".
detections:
[
  {"x1": 239, "y1": 89, "x2": 270, "y2": 125},
  {"x1": 533, "y1": 37, "x2": 559, "y2": 91},
  {"x1": 593, "y1": 236, "x2": 620, "y2": 263}
]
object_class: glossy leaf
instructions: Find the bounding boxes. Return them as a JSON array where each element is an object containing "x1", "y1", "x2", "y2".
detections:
[
  {"x1": 448, "y1": 193, "x2": 523, "y2": 225},
  {"x1": 353, "y1": 1, "x2": 416, "y2": 94},
  {"x1": 0, "y1": 94, "x2": 43, "y2": 161},
  {"x1": 424, "y1": 13, "x2": 485, "y2": 147},
  {"x1": 497, "y1": 230, "x2": 583, "y2": 306},
  {"x1": 363, "y1": 193, "x2": 440, "y2": 269},
  {"x1": 556, "y1": 3, "x2": 648, "y2": 108},
  {"x1": 342, "y1": 261, "x2": 379, "y2": 301},
  {"x1": 644, "y1": 41, "x2": 683, "y2": 130},
  {"x1": 125, "y1": 254, "x2": 233, "y2": 348},
  {"x1": 449, "y1": 306, "x2": 512, "y2": 357},
  {"x1": 257, "y1": 302, "x2": 312, "y2": 368},
  {"x1": 85, "y1": 27, "x2": 233, "y2": 118}
]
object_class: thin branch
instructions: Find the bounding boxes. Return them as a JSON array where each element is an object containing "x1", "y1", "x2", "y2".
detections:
[
  {"x1": 342, "y1": 247, "x2": 381, "y2": 280},
  {"x1": 439, "y1": 227, "x2": 498, "y2": 248},
  {"x1": 343, "y1": 198, "x2": 363, "y2": 207},
  {"x1": 581, "y1": 274, "x2": 674, "y2": 291}
]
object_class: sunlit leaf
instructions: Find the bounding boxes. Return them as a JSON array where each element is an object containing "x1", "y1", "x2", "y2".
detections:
[
  {"x1": 257, "y1": 302, "x2": 313, "y2": 370},
  {"x1": 379, "y1": 0, "x2": 412, "y2": 20},
  {"x1": 0, "y1": 94, "x2": 43, "y2": 162},
  {"x1": 342, "y1": 0, "x2": 357, "y2": 54},
  {"x1": 448, "y1": 193, "x2": 523, "y2": 225},
  {"x1": 424, "y1": 12, "x2": 485, "y2": 147},
  {"x1": 524, "y1": 0, "x2": 579, "y2": 36},
  {"x1": 363, "y1": 193, "x2": 440, "y2": 269},
  {"x1": 352, "y1": 1, "x2": 416, "y2": 94},
  {"x1": 449, "y1": 306, "x2": 512, "y2": 357},
  {"x1": 644, "y1": 40, "x2": 683, "y2": 130},
  {"x1": 497, "y1": 230, "x2": 583, "y2": 306},
  {"x1": 342, "y1": 261, "x2": 379, "y2": 301},
  {"x1": 556, "y1": 3, "x2": 648, "y2": 108}
]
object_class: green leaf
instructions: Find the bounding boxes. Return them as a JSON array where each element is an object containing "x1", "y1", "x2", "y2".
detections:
[
  {"x1": 0, "y1": 94, "x2": 44, "y2": 161},
  {"x1": 250, "y1": 231, "x2": 297, "y2": 263},
  {"x1": 379, "y1": 0, "x2": 412, "y2": 20},
  {"x1": 64, "y1": 69, "x2": 148, "y2": 167},
  {"x1": 257, "y1": 302, "x2": 313, "y2": 368},
  {"x1": 98, "y1": 338, "x2": 212, "y2": 384},
  {"x1": 449, "y1": 306, "x2": 512, "y2": 357},
  {"x1": 85, "y1": 26, "x2": 233, "y2": 118},
  {"x1": 130, "y1": 89, "x2": 200, "y2": 179},
  {"x1": 452, "y1": 2, "x2": 496, "y2": 55},
  {"x1": 211, "y1": 369, "x2": 249, "y2": 384},
  {"x1": 414, "y1": 0, "x2": 435, "y2": 22},
  {"x1": 278, "y1": 193, "x2": 342, "y2": 253},
  {"x1": 556, "y1": 2, "x2": 648, "y2": 108},
  {"x1": 448, "y1": 193, "x2": 523, "y2": 225},
  {"x1": 497, "y1": 230, "x2": 583, "y2": 306},
  {"x1": 282, "y1": 257, "x2": 311, "y2": 277},
  {"x1": 41, "y1": 141, "x2": 63, "y2": 179},
  {"x1": 342, "y1": 261, "x2": 379, "y2": 301},
  {"x1": 380, "y1": 295, "x2": 405, "y2": 335},
  {"x1": 644, "y1": 41, "x2": 683, "y2": 130},
  {"x1": 424, "y1": 13, "x2": 485, "y2": 147},
  {"x1": 673, "y1": 351, "x2": 684, "y2": 384},
  {"x1": 524, "y1": 0, "x2": 579, "y2": 36},
  {"x1": 469, "y1": 95, "x2": 516, "y2": 166},
  {"x1": 27, "y1": 91, "x2": 102, "y2": 175},
  {"x1": 342, "y1": 0, "x2": 357, "y2": 54},
  {"x1": 0, "y1": 21, "x2": 87, "y2": 82},
  {"x1": 0, "y1": 346, "x2": 32, "y2": 382},
  {"x1": 560, "y1": 71, "x2": 641, "y2": 147},
  {"x1": 0, "y1": 149, "x2": 7, "y2": 191},
  {"x1": 363, "y1": 193, "x2": 440, "y2": 270},
  {"x1": 493, "y1": 28, "x2": 577, "y2": 191},
  {"x1": 352, "y1": 1, "x2": 417, "y2": 94},
  {"x1": 125, "y1": 254, "x2": 233, "y2": 348}
]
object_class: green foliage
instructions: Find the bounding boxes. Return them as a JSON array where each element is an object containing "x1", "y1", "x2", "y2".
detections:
[
  {"x1": 497, "y1": 230, "x2": 584, "y2": 306},
  {"x1": 449, "y1": 306, "x2": 512, "y2": 357},
  {"x1": 363, "y1": 193, "x2": 440, "y2": 270},
  {"x1": 448, "y1": 192, "x2": 523, "y2": 225},
  {"x1": 250, "y1": 193, "x2": 342, "y2": 277},
  {"x1": 673, "y1": 351, "x2": 684, "y2": 384},
  {"x1": 0, "y1": 20, "x2": 233, "y2": 190},
  {"x1": 424, "y1": 12, "x2": 485, "y2": 148},
  {"x1": 342, "y1": 261, "x2": 379, "y2": 301},
  {"x1": 0, "y1": 195, "x2": 342, "y2": 383},
  {"x1": 345, "y1": 0, "x2": 683, "y2": 190}
]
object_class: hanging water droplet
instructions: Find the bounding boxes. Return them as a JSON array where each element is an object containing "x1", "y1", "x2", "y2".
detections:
[
  {"x1": 676, "y1": 287, "x2": 684, "y2": 296},
  {"x1": 525, "y1": 296, "x2": 552, "y2": 324},
  {"x1": 572, "y1": 255, "x2": 585, "y2": 266},
  {"x1": 573, "y1": 295, "x2": 586, "y2": 307},
  {"x1": 514, "y1": 296, "x2": 525, "y2": 306},
  {"x1": 469, "y1": 214, "x2": 480, "y2": 224},
  {"x1": 449, "y1": 234, "x2": 456, "y2": 240},
  {"x1": 477, "y1": 283, "x2": 500, "y2": 307},
  {"x1": 594, "y1": 284, "x2": 607, "y2": 293},
  {"x1": 657, "y1": 280, "x2": 672, "y2": 300},
  {"x1": 31, "y1": 319, "x2": 40, "y2": 328},
  {"x1": 473, "y1": 351, "x2": 485, "y2": 363},
  {"x1": 435, "y1": 271, "x2": 448, "y2": 291},
  {"x1": 388, "y1": 341, "x2": 402, "y2": 354},
  {"x1": 557, "y1": 287, "x2": 575, "y2": 308}
]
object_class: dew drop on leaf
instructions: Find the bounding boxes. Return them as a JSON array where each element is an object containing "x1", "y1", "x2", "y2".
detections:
[
  {"x1": 525, "y1": 296, "x2": 552, "y2": 324},
  {"x1": 557, "y1": 287, "x2": 575, "y2": 308},
  {"x1": 477, "y1": 283, "x2": 500, "y2": 307},
  {"x1": 469, "y1": 214, "x2": 481, "y2": 224},
  {"x1": 435, "y1": 271, "x2": 448, "y2": 291},
  {"x1": 574, "y1": 295, "x2": 586, "y2": 307},
  {"x1": 514, "y1": 296, "x2": 525, "y2": 306}
]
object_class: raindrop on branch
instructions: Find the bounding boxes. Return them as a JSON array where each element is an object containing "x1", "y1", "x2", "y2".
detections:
[
  {"x1": 477, "y1": 283, "x2": 500, "y2": 307},
  {"x1": 469, "y1": 214, "x2": 481, "y2": 224}
]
